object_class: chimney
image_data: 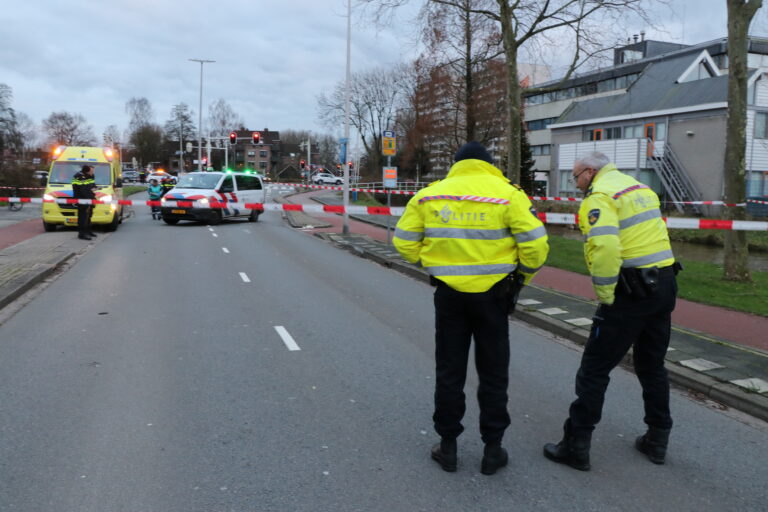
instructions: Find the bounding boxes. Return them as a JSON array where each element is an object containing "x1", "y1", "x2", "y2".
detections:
[
  {"x1": 641, "y1": 31, "x2": 645, "y2": 41},
  {"x1": 633, "y1": 34, "x2": 638, "y2": 43}
]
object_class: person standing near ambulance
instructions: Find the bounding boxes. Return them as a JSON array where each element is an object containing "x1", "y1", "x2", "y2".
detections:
[
  {"x1": 543, "y1": 151, "x2": 680, "y2": 471},
  {"x1": 72, "y1": 165, "x2": 97, "y2": 240},
  {"x1": 394, "y1": 141, "x2": 549, "y2": 475}
]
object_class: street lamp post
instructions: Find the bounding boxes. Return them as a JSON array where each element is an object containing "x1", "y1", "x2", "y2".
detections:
[
  {"x1": 342, "y1": 0, "x2": 352, "y2": 235},
  {"x1": 189, "y1": 58, "x2": 215, "y2": 173}
]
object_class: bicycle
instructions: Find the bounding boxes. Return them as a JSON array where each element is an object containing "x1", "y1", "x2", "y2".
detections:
[{"x1": 8, "y1": 187, "x2": 23, "y2": 211}]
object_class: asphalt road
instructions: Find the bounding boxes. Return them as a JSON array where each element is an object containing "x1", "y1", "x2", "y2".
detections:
[{"x1": 0, "y1": 203, "x2": 766, "y2": 511}]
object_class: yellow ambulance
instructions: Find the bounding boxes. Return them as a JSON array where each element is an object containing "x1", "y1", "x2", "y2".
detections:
[{"x1": 42, "y1": 146, "x2": 125, "y2": 232}]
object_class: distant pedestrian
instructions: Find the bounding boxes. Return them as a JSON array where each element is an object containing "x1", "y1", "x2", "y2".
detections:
[
  {"x1": 394, "y1": 141, "x2": 549, "y2": 475},
  {"x1": 543, "y1": 151, "x2": 680, "y2": 471},
  {"x1": 72, "y1": 165, "x2": 97, "y2": 241}
]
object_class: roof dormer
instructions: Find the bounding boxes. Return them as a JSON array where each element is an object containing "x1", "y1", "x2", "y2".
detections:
[{"x1": 677, "y1": 50, "x2": 721, "y2": 83}]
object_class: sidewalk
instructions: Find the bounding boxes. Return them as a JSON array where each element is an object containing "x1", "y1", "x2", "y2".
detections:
[{"x1": 296, "y1": 191, "x2": 768, "y2": 423}]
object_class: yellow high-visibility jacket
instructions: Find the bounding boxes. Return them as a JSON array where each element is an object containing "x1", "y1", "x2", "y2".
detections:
[
  {"x1": 579, "y1": 163, "x2": 675, "y2": 304},
  {"x1": 393, "y1": 159, "x2": 549, "y2": 293}
]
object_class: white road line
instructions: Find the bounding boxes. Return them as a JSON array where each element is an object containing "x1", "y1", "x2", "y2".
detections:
[
  {"x1": 239, "y1": 272, "x2": 251, "y2": 283},
  {"x1": 222, "y1": 247, "x2": 230, "y2": 254},
  {"x1": 274, "y1": 326, "x2": 301, "y2": 351},
  {"x1": 208, "y1": 227, "x2": 214, "y2": 232},
  {"x1": 212, "y1": 233, "x2": 218, "y2": 237}
]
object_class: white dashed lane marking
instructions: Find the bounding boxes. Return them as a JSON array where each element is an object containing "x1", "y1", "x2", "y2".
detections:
[
  {"x1": 566, "y1": 317, "x2": 593, "y2": 327},
  {"x1": 212, "y1": 233, "x2": 218, "y2": 238},
  {"x1": 517, "y1": 299, "x2": 542, "y2": 306},
  {"x1": 222, "y1": 247, "x2": 230, "y2": 254},
  {"x1": 239, "y1": 272, "x2": 251, "y2": 283},
  {"x1": 274, "y1": 326, "x2": 301, "y2": 351},
  {"x1": 730, "y1": 378, "x2": 768, "y2": 393},
  {"x1": 539, "y1": 307, "x2": 568, "y2": 315}
]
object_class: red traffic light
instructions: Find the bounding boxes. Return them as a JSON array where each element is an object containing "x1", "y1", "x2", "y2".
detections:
[
  {"x1": 229, "y1": 132, "x2": 237, "y2": 144},
  {"x1": 299, "y1": 160, "x2": 306, "y2": 169},
  {"x1": 252, "y1": 132, "x2": 261, "y2": 144}
]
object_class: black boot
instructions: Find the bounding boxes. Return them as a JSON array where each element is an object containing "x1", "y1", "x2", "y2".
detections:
[
  {"x1": 431, "y1": 438, "x2": 457, "y2": 472},
  {"x1": 480, "y1": 442, "x2": 508, "y2": 475},
  {"x1": 635, "y1": 427, "x2": 671, "y2": 465},
  {"x1": 543, "y1": 420, "x2": 592, "y2": 471}
]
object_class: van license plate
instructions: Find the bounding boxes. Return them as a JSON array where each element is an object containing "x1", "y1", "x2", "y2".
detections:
[
  {"x1": 65, "y1": 218, "x2": 77, "y2": 225},
  {"x1": 171, "y1": 209, "x2": 186, "y2": 214}
]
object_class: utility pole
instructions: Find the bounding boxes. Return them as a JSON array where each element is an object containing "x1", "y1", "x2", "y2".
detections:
[
  {"x1": 189, "y1": 58, "x2": 215, "y2": 173},
  {"x1": 342, "y1": 0, "x2": 352, "y2": 234}
]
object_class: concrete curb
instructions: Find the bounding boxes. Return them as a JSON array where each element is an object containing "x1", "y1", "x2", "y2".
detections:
[
  {"x1": 319, "y1": 234, "x2": 768, "y2": 424},
  {"x1": 0, "y1": 251, "x2": 75, "y2": 311}
]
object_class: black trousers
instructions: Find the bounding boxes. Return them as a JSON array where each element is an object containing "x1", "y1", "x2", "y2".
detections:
[
  {"x1": 433, "y1": 280, "x2": 511, "y2": 444},
  {"x1": 77, "y1": 204, "x2": 93, "y2": 236},
  {"x1": 568, "y1": 271, "x2": 677, "y2": 435}
]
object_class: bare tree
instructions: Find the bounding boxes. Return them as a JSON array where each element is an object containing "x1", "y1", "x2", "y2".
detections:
[
  {"x1": 722, "y1": 0, "x2": 763, "y2": 282},
  {"x1": 0, "y1": 84, "x2": 20, "y2": 168},
  {"x1": 103, "y1": 124, "x2": 121, "y2": 147},
  {"x1": 129, "y1": 124, "x2": 165, "y2": 167},
  {"x1": 207, "y1": 99, "x2": 244, "y2": 137},
  {"x1": 363, "y1": 0, "x2": 656, "y2": 183},
  {"x1": 42, "y1": 111, "x2": 96, "y2": 146},
  {"x1": 15, "y1": 112, "x2": 39, "y2": 153},
  {"x1": 318, "y1": 64, "x2": 410, "y2": 175},
  {"x1": 163, "y1": 103, "x2": 196, "y2": 142},
  {"x1": 125, "y1": 97, "x2": 154, "y2": 134}
]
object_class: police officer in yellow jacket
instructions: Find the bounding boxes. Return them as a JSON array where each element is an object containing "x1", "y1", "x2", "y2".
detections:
[
  {"x1": 544, "y1": 152, "x2": 679, "y2": 471},
  {"x1": 394, "y1": 142, "x2": 549, "y2": 475},
  {"x1": 72, "y1": 165, "x2": 97, "y2": 240}
]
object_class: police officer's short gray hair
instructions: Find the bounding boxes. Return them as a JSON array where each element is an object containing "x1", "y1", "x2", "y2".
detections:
[{"x1": 575, "y1": 152, "x2": 610, "y2": 171}]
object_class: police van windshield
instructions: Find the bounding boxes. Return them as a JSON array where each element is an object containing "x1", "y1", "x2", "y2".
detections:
[
  {"x1": 49, "y1": 163, "x2": 112, "y2": 186},
  {"x1": 175, "y1": 173, "x2": 222, "y2": 189}
]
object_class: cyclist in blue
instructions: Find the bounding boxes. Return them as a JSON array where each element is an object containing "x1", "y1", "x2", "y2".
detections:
[{"x1": 148, "y1": 179, "x2": 163, "y2": 219}]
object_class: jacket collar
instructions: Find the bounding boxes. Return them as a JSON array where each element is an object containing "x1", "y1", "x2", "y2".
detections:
[
  {"x1": 591, "y1": 163, "x2": 619, "y2": 185},
  {"x1": 445, "y1": 159, "x2": 509, "y2": 182}
]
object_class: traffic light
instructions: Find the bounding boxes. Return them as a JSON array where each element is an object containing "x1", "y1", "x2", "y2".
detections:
[
  {"x1": 348, "y1": 161, "x2": 354, "y2": 170},
  {"x1": 252, "y1": 132, "x2": 261, "y2": 144},
  {"x1": 229, "y1": 131, "x2": 237, "y2": 145},
  {"x1": 300, "y1": 160, "x2": 306, "y2": 170}
]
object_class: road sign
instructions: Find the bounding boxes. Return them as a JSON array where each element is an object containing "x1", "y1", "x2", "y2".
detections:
[
  {"x1": 382, "y1": 130, "x2": 395, "y2": 138},
  {"x1": 382, "y1": 136, "x2": 396, "y2": 156},
  {"x1": 383, "y1": 167, "x2": 397, "y2": 188}
]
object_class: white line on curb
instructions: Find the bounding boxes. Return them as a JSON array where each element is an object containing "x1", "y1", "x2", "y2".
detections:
[
  {"x1": 222, "y1": 247, "x2": 230, "y2": 254},
  {"x1": 239, "y1": 272, "x2": 250, "y2": 283},
  {"x1": 274, "y1": 326, "x2": 301, "y2": 351}
]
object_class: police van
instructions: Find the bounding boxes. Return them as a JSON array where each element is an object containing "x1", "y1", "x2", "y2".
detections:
[
  {"x1": 160, "y1": 171, "x2": 265, "y2": 225},
  {"x1": 42, "y1": 146, "x2": 124, "y2": 232}
]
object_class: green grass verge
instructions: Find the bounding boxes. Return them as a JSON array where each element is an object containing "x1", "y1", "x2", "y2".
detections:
[
  {"x1": 668, "y1": 229, "x2": 768, "y2": 252},
  {"x1": 544, "y1": 235, "x2": 768, "y2": 317},
  {"x1": 122, "y1": 185, "x2": 147, "y2": 197}
]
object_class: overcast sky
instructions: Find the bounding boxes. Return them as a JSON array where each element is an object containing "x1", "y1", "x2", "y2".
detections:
[{"x1": 1, "y1": 0, "x2": 766, "y2": 145}]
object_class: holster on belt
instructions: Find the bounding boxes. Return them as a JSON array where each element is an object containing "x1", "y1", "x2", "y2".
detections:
[
  {"x1": 619, "y1": 267, "x2": 659, "y2": 298},
  {"x1": 505, "y1": 272, "x2": 526, "y2": 313}
]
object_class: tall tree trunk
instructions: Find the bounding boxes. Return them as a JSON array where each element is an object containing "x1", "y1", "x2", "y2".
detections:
[
  {"x1": 722, "y1": 0, "x2": 762, "y2": 281},
  {"x1": 464, "y1": 4, "x2": 476, "y2": 142},
  {"x1": 499, "y1": 1, "x2": 520, "y2": 183}
]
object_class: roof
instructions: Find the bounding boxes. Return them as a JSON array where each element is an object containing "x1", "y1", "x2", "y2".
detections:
[{"x1": 553, "y1": 51, "x2": 736, "y2": 126}]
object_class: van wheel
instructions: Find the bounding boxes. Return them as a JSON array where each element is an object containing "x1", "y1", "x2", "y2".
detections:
[
  {"x1": 248, "y1": 210, "x2": 260, "y2": 222},
  {"x1": 106, "y1": 214, "x2": 119, "y2": 232},
  {"x1": 43, "y1": 221, "x2": 57, "y2": 232},
  {"x1": 208, "y1": 210, "x2": 222, "y2": 226},
  {"x1": 163, "y1": 217, "x2": 179, "y2": 225},
  {"x1": 336, "y1": 180, "x2": 342, "y2": 185}
]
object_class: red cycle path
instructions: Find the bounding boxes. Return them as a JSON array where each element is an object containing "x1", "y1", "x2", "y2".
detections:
[{"x1": 0, "y1": 219, "x2": 44, "y2": 251}]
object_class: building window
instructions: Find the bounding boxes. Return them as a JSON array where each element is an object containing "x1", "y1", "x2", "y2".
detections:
[
  {"x1": 526, "y1": 117, "x2": 558, "y2": 131},
  {"x1": 247, "y1": 151, "x2": 255, "y2": 157},
  {"x1": 259, "y1": 150, "x2": 268, "y2": 158},
  {"x1": 656, "y1": 122, "x2": 667, "y2": 140},
  {"x1": 559, "y1": 170, "x2": 577, "y2": 194},
  {"x1": 755, "y1": 112, "x2": 768, "y2": 139},
  {"x1": 623, "y1": 125, "x2": 643, "y2": 139},
  {"x1": 605, "y1": 127, "x2": 622, "y2": 140},
  {"x1": 531, "y1": 145, "x2": 551, "y2": 156},
  {"x1": 259, "y1": 161, "x2": 267, "y2": 169}
]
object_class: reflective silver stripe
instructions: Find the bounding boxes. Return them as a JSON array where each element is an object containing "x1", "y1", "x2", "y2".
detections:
[
  {"x1": 518, "y1": 263, "x2": 543, "y2": 274},
  {"x1": 514, "y1": 225, "x2": 547, "y2": 243},
  {"x1": 427, "y1": 263, "x2": 517, "y2": 276},
  {"x1": 424, "y1": 227, "x2": 512, "y2": 240},
  {"x1": 619, "y1": 209, "x2": 661, "y2": 230},
  {"x1": 622, "y1": 249, "x2": 675, "y2": 267},
  {"x1": 394, "y1": 228, "x2": 424, "y2": 242},
  {"x1": 592, "y1": 275, "x2": 619, "y2": 286},
  {"x1": 587, "y1": 226, "x2": 619, "y2": 238}
]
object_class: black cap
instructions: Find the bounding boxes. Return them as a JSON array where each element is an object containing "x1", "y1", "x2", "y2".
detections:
[{"x1": 454, "y1": 141, "x2": 493, "y2": 164}]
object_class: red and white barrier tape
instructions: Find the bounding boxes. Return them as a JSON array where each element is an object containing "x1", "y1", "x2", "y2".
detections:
[{"x1": 4, "y1": 196, "x2": 768, "y2": 230}]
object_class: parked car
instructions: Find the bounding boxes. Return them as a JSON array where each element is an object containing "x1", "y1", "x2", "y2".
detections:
[
  {"x1": 122, "y1": 170, "x2": 140, "y2": 182},
  {"x1": 147, "y1": 171, "x2": 177, "y2": 184},
  {"x1": 313, "y1": 172, "x2": 343, "y2": 185}
]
